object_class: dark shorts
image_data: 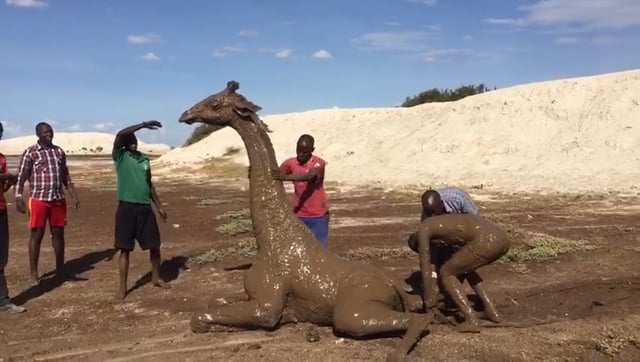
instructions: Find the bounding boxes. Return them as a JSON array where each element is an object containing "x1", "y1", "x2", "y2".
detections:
[{"x1": 114, "y1": 201, "x2": 161, "y2": 251}]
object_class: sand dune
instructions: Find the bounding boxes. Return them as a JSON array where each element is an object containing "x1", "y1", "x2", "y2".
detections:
[
  {"x1": 159, "y1": 69, "x2": 640, "y2": 194},
  {"x1": 0, "y1": 132, "x2": 171, "y2": 156}
]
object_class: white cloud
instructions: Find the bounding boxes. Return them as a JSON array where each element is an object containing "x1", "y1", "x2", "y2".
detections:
[
  {"x1": 463, "y1": 35, "x2": 473, "y2": 41},
  {"x1": 237, "y1": 30, "x2": 259, "y2": 37},
  {"x1": 384, "y1": 21, "x2": 402, "y2": 27},
  {"x1": 419, "y1": 48, "x2": 502, "y2": 64},
  {"x1": 312, "y1": 49, "x2": 333, "y2": 59},
  {"x1": 485, "y1": 0, "x2": 640, "y2": 30},
  {"x1": 67, "y1": 124, "x2": 82, "y2": 131},
  {"x1": 127, "y1": 33, "x2": 162, "y2": 44},
  {"x1": 5, "y1": 0, "x2": 48, "y2": 8},
  {"x1": 211, "y1": 45, "x2": 246, "y2": 58},
  {"x1": 275, "y1": 49, "x2": 292, "y2": 58},
  {"x1": 93, "y1": 122, "x2": 114, "y2": 131},
  {"x1": 258, "y1": 47, "x2": 294, "y2": 58},
  {"x1": 141, "y1": 52, "x2": 160, "y2": 62},
  {"x1": 211, "y1": 49, "x2": 227, "y2": 58},
  {"x1": 406, "y1": 0, "x2": 437, "y2": 5},
  {"x1": 351, "y1": 31, "x2": 435, "y2": 51},
  {"x1": 591, "y1": 35, "x2": 620, "y2": 45},
  {"x1": 554, "y1": 36, "x2": 579, "y2": 44}
]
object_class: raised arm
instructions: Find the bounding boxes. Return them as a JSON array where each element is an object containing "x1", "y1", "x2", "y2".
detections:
[{"x1": 113, "y1": 121, "x2": 163, "y2": 151}]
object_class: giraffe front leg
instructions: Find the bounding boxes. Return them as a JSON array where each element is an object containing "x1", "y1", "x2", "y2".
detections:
[{"x1": 191, "y1": 280, "x2": 287, "y2": 333}]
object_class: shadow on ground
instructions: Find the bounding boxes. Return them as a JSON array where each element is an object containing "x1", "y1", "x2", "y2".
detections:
[{"x1": 12, "y1": 248, "x2": 117, "y2": 306}]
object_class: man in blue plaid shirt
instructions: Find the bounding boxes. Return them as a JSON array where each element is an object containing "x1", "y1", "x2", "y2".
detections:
[{"x1": 420, "y1": 187, "x2": 478, "y2": 221}]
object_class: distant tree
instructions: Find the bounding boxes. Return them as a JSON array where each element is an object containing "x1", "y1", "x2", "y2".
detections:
[
  {"x1": 401, "y1": 83, "x2": 494, "y2": 107},
  {"x1": 183, "y1": 124, "x2": 224, "y2": 146}
]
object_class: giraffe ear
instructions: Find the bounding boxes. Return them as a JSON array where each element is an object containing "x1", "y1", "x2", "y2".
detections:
[{"x1": 231, "y1": 94, "x2": 262, "y2": 121}]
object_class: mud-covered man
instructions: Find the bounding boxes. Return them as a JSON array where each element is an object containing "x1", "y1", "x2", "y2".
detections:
[
  {"x1": 112, "y1": 121, "x2": 169, "y2": 300},
  {"x1": 408, "y1": 187, "x2": 484, "y2": 311},
  {"x1": 271, "y1": 134, "x2": 330, "y2": 247},
  {"x1": 413, "y1": 187, "x2": 480, "y2": 264},
  {"x1": 413, "y1": 213, "x2": 510, "y2": 332}
]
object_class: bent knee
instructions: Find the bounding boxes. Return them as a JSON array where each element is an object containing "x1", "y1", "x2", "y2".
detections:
[
  {"x1": 407, "y1": 232, "x2": 419, "y2": 253},
  {"x1": 255, "y1": 308, "x2": 282, "y2": 328},
  {"x1": 333, "y1": 311, "x2": 368, "y2": 337}
]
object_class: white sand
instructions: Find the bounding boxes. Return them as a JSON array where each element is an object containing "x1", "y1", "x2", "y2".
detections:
[
  {"x1": 0, "y1": 132, "x2": 171, "y2": 156},
  {"x1": 158, "y1": 69, "x2": 640, "y2": 194}
]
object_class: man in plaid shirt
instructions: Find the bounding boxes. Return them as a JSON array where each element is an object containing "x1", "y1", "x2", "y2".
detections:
[
  {"x1": 419, "y1": 187, "x2": 479, "y2": 221},
  {"x1": 15, "y1": 122, "x2": 80, "y2": 285}
]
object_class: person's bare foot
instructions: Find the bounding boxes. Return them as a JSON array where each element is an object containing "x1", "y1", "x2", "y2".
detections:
[
  {"x1": 56, "y1": 271, "x2": 87, "y2": 282},
  {"x1": 152, "y1": 280, "x2": 171, "y2": 289},
  {"x1": 115, "y1": 288, "x2": 127, "y2": 301},
  {"x1": 484, "y1": 306, "x2": 501, "y2": 323},
  {"x1": 0, "y1": 301, "x2": 26, "y2": 313},
  {"x1": 456, "y1": 318, "x2": 481, "y2": 333}
]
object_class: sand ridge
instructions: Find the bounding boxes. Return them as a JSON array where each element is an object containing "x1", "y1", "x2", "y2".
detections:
[
  {"x1": 0, "y1": 132, "x2": 171, "y2": 156},
  {"x1": 157, "y1": 69, "x2": 640, "y2": 194}
]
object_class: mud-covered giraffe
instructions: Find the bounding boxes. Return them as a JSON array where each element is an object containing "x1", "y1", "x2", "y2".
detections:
[{"x1": 179, "y1": 81, "x2": 432, "y2": 361}]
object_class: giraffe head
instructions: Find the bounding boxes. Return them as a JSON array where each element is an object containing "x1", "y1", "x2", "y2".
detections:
[{"x1": 179, "y1": 81, "x2": 263, "y2": 128}]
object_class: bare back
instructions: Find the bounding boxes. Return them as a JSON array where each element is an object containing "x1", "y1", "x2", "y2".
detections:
[{"x1": 420, "y1": 214, "x2": 507, "y2": 248}]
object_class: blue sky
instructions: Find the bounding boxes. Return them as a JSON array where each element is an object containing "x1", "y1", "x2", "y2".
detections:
[{"x1": 1, "y1": 0, "x2": 639, "y2": 146}]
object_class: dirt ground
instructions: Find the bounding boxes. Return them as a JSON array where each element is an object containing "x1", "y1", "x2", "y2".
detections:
[{"x1": 0, "y1": 162, "x2": 638, "y2": 362}]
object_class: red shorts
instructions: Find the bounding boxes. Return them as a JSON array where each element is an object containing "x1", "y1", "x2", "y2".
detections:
[{"x1": 28, "y1": 198, "x2": 67, "y2": 229}]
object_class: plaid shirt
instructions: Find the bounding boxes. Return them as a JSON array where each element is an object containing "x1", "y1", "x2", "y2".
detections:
[
  {"x1": 15, "y1": 143, "x2": 69, "y2": 201},
  {"x1": 421, "y1": 187, "x2": 479, "y2": 221}
]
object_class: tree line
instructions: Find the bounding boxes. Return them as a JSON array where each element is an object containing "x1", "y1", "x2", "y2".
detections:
[{"x1": 400, "y1": 83, "x2": 495, "y2": 107}]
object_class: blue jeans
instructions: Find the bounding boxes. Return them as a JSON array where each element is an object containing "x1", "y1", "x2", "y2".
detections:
[{"x1": 299, "y1": 213, "x2": 330, "y2": 247}]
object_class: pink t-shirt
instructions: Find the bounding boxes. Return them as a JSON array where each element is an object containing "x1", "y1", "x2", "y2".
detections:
[{"x1": 280, "y1": 155, "x2": 329, "y2": 218}]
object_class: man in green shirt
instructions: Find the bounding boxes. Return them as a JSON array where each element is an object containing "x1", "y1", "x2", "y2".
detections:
[{"x1": 112, "y1": 120, "x2": 169, "y2": 301}]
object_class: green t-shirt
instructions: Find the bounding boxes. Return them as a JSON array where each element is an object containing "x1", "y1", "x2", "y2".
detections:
[{"x1": 113, "y1": 148, "x2": 152, "y2": 204}]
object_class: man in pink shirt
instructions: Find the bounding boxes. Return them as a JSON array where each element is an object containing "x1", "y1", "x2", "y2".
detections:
[{"x1": 271, "y1": 134, "x2": 330, "y2": 247}]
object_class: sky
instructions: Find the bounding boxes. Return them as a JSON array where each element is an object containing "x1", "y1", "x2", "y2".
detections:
[{"x1": 1, "y1": 0, "x2": 639, "y2": 146}]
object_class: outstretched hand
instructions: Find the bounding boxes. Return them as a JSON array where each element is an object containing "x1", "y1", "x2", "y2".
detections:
[
  {"x1": 270, "y1": 169, "x2": 285, "y2": 180},
  {"x1": 143, "y1": 120, "x2": 163, "y2": 130}
]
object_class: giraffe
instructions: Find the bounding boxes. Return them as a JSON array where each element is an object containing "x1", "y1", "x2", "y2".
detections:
[{"x1": 179, "y1": 81, "x2": 432, "y2": 361}]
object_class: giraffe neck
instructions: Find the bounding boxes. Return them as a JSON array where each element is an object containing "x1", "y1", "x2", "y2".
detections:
[{"x1": 229, "y1": 119, "x2": 306, "y2": 253}]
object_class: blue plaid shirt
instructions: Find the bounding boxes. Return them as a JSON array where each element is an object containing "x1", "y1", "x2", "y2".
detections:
[{"x1": 421, "y1": 187, "x2": 478, "y2": 221}]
